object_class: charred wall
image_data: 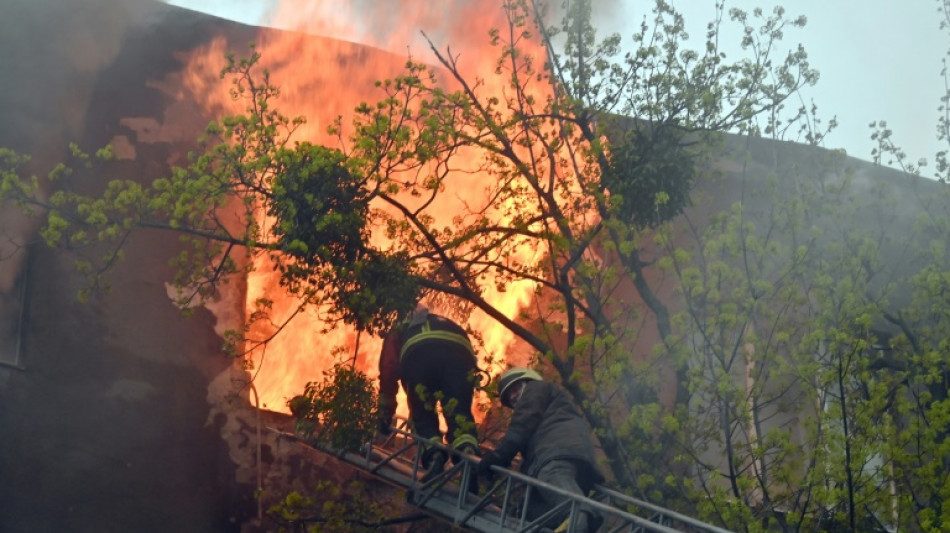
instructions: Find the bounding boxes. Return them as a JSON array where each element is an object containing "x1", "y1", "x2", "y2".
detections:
[
  {"x1": 0, "y1": 2, "x2": 258, "y2": 531},
  {"x1": 0, "y1": 2, "x2": 436, "y2": 531}
]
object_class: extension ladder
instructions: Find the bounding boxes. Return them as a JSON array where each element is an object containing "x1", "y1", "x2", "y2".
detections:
[{"x1": 271, "y1": 419, "x2": 734, "y2": 533}]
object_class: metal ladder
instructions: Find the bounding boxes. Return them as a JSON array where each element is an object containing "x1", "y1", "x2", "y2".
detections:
[{"x1": 272, "y1": 419, "x2": 734, "y2": 533}]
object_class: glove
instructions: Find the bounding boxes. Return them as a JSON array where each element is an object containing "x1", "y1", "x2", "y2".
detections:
[
  {"x1": 476, "y1": 451, "x2": 504, "y2": 478},
  {"x1": 376, "y1": 417, "x2": 393, "y2": 436}
]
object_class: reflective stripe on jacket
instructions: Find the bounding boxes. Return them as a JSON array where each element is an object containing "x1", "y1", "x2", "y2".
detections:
[{"x1": 399, "y1": 314, "x2": 474, "y2": 359}]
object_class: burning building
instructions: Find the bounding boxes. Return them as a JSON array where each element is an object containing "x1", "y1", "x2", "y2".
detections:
[{"x1": 2, "y1": 0, "x2": 948, "y2": 531}]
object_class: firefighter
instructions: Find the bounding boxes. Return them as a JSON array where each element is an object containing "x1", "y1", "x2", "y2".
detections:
[
  {"x1": 376, "y1": 306, "x2": 480, "y2": 481},
  {"x1": 477, "y1": 367, "x2": 605, "y2": 533}
]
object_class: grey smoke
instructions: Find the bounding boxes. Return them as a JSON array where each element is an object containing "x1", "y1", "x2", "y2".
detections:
[
  {"x1": 0, "y1": 0, "x2": 164, "y2": 294},
  {"x1": 0, "y1": 0, "x2": 163, "y2": 144}
]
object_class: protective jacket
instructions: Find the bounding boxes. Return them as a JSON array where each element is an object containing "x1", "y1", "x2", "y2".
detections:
[
  {"x1": 490, "y1": 380, "x2": 605, "y2": 481},
  {"x1": 377, "y1": 311, "x2": 474, "y2": 420}
]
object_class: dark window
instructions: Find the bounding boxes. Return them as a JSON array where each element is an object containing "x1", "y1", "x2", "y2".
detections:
[{"x1": 0, "y1": 245, "x2": 29, "y2": 369}]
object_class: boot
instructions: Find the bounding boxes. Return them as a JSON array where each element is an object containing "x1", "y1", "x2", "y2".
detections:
[{"x1": 420, "y1": 450, "x2": 447, "y2": 483}]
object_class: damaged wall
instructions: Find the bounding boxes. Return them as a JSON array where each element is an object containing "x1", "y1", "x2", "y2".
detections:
[{"x1": 0, "y1": 1, "x2": 421, "y2": 531}]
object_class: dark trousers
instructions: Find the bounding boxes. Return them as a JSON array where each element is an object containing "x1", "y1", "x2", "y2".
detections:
[
  {"x1": 399, "y1": 341, "x2": 477, "y2": 454},
  {"x1": 528, "y1": 459, "x2": 599, "y2": 532}
]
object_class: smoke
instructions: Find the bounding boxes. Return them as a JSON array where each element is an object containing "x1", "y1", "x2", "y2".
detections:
[
  {"x1": 0, "y1": 0, "x2": 164, "y2": 297},
  {"x1": 0, "y1": 0, "x2": 157, "y2": 68},
  {"x1": 590, "y1": 0, "x2": 635, "y2": 41},
  {"x1": 0, "y1": 0, "x2": 165, "y2": 143},
  {"x1": 263, "y1": 0, "x2": 523, "y2": 63}
]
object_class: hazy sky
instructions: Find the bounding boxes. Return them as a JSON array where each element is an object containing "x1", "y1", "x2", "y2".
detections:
[{"x1": 166, "y1": 0, "x2": 946, "y2": 176}]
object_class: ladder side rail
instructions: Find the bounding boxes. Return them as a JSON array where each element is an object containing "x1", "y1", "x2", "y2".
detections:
[
  {"x1": 367, "y1": 438, "x2": 418, "y2": 474},
  {"x1": 266, "y1": 427, "x2": 420, "y2": 492},
  {"x1": 499, "y1": 474, "x2": 517, "y2": 531},
  {"x1": 364, "y1": 419, "x2": 466, "y2": 486},
  {"x1": 411, "y1": 462, "x2": 463, "y2": 507},
  {"x1": 457, "y1": 460, "x2": 477, "y2": 508},
  {"x1": 520, "y1": 498, "x2": 573, "y2": 532},
  {"x1": 372, "y1": 416, "x2": 422, "y2": 473},
  {"x1": 370, "y1": 424, "x2": 426, "y2": 479},
  {"x1": 593, "y1": 485, "x2": 734, "y2": 533},
  {"x1": 458, "y1": 478, "x2": 511, "y2": 526},
  {"x1": 484, "y1": 465, "x2": 692, "y2": 533},
  {"x1": 328, "y1": 445, "x2": 419, "y2": 489}
]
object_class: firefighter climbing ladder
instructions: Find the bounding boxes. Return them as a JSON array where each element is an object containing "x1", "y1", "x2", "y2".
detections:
[{"x1": 272, "y1": 418, "x2": 734, "y2": 533}]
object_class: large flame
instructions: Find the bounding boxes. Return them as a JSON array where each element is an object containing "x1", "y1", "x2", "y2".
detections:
[{"x1": 179, "y1": 1, "x2": 553, "y2": 414}]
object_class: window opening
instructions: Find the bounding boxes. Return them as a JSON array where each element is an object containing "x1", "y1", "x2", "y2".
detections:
[{"x1": 0, "y1": 244, "x2": 30, "y2": 370}]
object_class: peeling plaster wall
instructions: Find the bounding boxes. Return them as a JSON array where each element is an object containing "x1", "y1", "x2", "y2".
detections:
[
  {"x1": 0, "y1": 2, "x2": 257, "y2": 531},
  {"x1": 0, "y1": 3, "x2": 434, "y2": 531}
]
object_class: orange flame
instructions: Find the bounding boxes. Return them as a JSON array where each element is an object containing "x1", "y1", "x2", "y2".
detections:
[{"x1": 179, "y1": 1, "x2": 554, "y2": 414}]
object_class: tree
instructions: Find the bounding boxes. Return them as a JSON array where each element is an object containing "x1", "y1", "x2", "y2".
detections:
[
  {"x1": 289, "y1": 363, "x2": 379, "y2": 452},
  {"x1": 330, "y1": 0, "x2": 815, "y2": 494},
  {"x1": 656, "y1": 139, "x2": 950, "y2": 530},
  {"x1": 644, "y1": 0, "x2": 950, "y2": 527}
]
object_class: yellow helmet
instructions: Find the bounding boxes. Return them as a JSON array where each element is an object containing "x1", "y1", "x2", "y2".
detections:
[{"x1": 497, "y1": 367, "x2": 543, "y2": 407}]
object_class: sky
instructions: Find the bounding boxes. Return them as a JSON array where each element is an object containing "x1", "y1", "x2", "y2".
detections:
[{"x1": 165, "y1": 0, "x2": 947, "y2": 177}]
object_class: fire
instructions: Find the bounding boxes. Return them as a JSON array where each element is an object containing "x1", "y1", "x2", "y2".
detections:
[{"x1": 178, "y1": 0, "x2": 553, "y2": 414}]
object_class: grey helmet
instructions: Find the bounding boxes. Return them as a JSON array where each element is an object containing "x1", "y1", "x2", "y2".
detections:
[{"x1": 496, "y1": 367, "x2": 543, "y2": 407}]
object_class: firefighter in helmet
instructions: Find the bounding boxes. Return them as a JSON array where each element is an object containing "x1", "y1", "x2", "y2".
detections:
[
  {"x1": 477, "y1": 367, "x2": 605, "y2": 533},
  {"x1": 376, "y1": 306, "x2": 480, "y2": 481}
]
